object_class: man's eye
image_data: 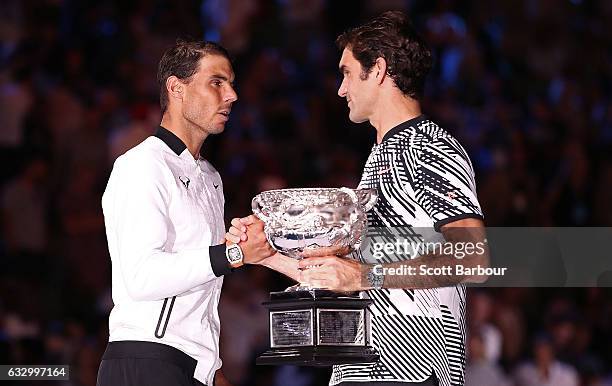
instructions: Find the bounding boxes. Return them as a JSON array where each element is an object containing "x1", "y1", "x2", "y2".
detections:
[{"x1": 212, "y1": 80, "x2": 221, "y2": 86}]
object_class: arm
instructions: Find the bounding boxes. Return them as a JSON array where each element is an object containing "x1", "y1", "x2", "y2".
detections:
[
  {"x1": 377, "y1": 135, "x2": 489, "y2": 288},
  {"x1": 104, "y1": 155, "x2": 228, "y2": 301},
  {"x1": 297, "y1": 218, "x2": 488, "y2": 291},
  {"x1": 367, "y1": 218, "x2": 489, "y2": 289},
  {"x1": 105, "y1": 156, "x2": 272, "y2": 301},
  {"x1": 260, "y1": 252, "x2": 300, "y2": 282}
]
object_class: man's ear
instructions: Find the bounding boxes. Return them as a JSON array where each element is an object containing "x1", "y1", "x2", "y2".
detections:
[
  {"x1": 166, "y1": 76, "x2": 184, "y2": 102},
  {"x1": 374, "y1": 57, "x2": 388, "y2": 85}
]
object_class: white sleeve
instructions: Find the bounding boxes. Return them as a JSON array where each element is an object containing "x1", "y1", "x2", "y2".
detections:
[{"x1": 103, "y1": 154, "x2": 229, "y2": 302}]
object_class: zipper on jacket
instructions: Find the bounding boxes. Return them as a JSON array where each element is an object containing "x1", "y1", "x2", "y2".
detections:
[{"x1": 154, "y1": 296, "x2": 176, "y2": 338}]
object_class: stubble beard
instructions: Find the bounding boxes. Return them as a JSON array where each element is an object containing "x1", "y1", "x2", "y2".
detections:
[
  {"x1": 184, "y1": 110, "x2": 224, "y2": 138},
  {"x1": 206, "y1": 119, "x2": 225, "y2": 135}
]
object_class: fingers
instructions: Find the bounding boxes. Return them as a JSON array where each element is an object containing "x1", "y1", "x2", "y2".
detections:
[
  {"x1": 246, "y1": 218, "x2": 266, "y2": 236},
  {"x1": 298, "y1": 256, "x2": 337, "y2": 270},
  {"x1": 298, "y1": 257, "x2": 360, "y2": 292},
  {"x1": 302, "y1": 280, "x2": 329, "y2": 289},
  {"x1": 231, "y1": 215, "x2": 262, "y2": 230},
  {"x1": 241, "y1": 218, "x2": 274, "y2": 264},
  {"x1": 298, "y1": 268, "x2": 330, "y2": 289},
  {"x1": 228, "y1": 225, "x2": 243, "y2": 236},
  {"x1": 239, "y1": 215, "x2": 257, "y2": 225},
  {"x1": 228, "y1": 226, "x2": 247, "y2": 242},
  {"x1": 231, "y1": 218, "x2": 246, "y2": 232},
  {"x1": 230, "y1": 216, "x2": 264, "y2": 236},
  {"x1": 225, "y1": 232, "x2": 241, "y2": 244},
  {"x1": 230, "y1": 217, "x2": 249, "y2": 242}
]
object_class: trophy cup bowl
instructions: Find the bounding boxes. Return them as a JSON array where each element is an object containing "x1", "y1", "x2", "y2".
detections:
[
  {"x1": 253, "y1": 187, "x2": 377, "y2": 289},
  {"x1": 252, "y1": 187, "x2": 380, "y2": 366}
]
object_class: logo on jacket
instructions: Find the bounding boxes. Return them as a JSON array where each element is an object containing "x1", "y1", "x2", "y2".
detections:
[
  {"x1": 377, "y1": 166, "x2": 392, "y2": 175},
  {"x1": 179, "y1": 176, "x2": 190, "y2": 189}
]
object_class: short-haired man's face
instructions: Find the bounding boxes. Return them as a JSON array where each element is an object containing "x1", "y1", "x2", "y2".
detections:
[
  {"x1": 181, "y1": 54, "x2": 237, "y2": 135},
  {"x1": 337, "y1": 48, "x2": 376, "y2": 124}
]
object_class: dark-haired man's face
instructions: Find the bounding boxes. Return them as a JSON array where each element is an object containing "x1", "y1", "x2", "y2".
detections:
[
  {"x1": 337, "y1": 48, "x2": 377, "y2": 123},
  {"x1": 182, "y1": 54, "x2": 237, "y2": 135}
]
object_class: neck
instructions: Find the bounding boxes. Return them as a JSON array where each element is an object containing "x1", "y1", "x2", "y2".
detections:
[
  {"x1": 160, "y1": 112, "x2": 206, "y2": 158},
  {"x1": 369, "y1": 93, "x2": 422, "y2": 144}
]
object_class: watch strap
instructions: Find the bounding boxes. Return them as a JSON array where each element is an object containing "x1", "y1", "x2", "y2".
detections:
[{"x1": 367, "y1": 265, "x2": 384, "y2": 290}]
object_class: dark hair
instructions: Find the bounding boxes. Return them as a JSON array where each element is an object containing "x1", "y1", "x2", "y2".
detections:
[
  {"x1": 157, "y1": 39, "x2": 231, "y2": 114},
  {"x1": 336, "y1": 11, "x2": 432, "y2": 99}
]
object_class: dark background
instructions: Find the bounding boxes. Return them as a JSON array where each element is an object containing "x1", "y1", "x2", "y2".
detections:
[{"x1": 0, "y1": 0, "x2": 611, "y2": 385}]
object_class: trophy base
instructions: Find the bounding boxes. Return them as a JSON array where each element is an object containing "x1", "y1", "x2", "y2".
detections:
[
  {"x1": 256, "y1": 345, "x2": 380, "y2": 367},
  {"x1": 284, "y1": 284, "x2": 313, "y2": 292},
  {"x1": 257, "y1": 289, "x2": 379, "y2": 367},
  {"x1": 271, "y1": 288, "x2": 360, "y2": 300}
]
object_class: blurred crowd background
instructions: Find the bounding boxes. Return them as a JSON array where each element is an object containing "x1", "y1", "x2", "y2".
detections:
[{"x1": 1, "y1": 0, "x2": 611, "y2": 385}]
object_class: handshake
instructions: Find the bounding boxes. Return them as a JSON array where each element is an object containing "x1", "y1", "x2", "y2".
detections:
[
  {"x1": 224, "y1": 214, "x2": 365, "y2": 292},
  {"x1": 224, "y1": 215, "x2": 275, "y2": 265}
]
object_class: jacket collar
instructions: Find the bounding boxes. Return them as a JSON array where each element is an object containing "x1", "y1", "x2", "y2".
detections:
[{"x1": 154, "y1": 126, "x2": 187, "y2": 156}]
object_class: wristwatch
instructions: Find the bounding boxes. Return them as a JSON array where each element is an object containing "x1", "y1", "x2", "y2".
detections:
[
  {"x1": 366, "y1": 265, "x2": 384, "y2": 290},
  {"x1": 225, "y1": 244, "x2": 244, "y2": 269}
]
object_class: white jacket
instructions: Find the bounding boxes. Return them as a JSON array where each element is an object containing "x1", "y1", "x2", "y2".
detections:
[{"x1": 102, "y1": 127, "x2": 229, "y2": 386}]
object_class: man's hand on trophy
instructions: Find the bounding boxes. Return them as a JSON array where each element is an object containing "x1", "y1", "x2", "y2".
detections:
[
  {"x1": 297, "y1": 256, "x2": 364, "y2": 292},
  {"x1": 226, "y1": 216, "x2": 274, "y2": 264}
]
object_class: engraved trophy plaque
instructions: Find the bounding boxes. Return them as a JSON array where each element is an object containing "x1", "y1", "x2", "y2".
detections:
[{"x1": 253, "y1": 188, "x2": 380, "y2": 366}]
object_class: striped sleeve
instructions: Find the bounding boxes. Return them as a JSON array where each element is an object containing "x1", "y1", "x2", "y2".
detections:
[{"x1": 410, "y1": 135, "x2": 483, "y2": 231}]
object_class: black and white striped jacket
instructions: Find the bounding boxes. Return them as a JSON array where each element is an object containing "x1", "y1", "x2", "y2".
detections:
[{"x1": 331, "y1": 115, "x2": 483, "y2": 386}]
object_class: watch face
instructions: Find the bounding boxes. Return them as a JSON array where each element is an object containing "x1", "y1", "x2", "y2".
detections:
[
  {"x1": 368, "y1": 268, "x2": 383, "y2": 289},
  {"x1": 227, "y1": 246, "x2": 243, "y2": 263}
]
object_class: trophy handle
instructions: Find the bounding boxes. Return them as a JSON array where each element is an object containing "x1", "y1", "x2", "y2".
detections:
[
  {"x1": 356, "y1": 188, "x2": 378, "y2": 211},
  {"x1": 251, "y1": 195, "x2": 270, "y2": 222}
]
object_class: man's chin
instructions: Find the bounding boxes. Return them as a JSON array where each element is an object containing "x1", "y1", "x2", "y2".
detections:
[
  {"x1": 208, "y1": 124, "x2": 226, "y2": 135},
  {"x1": 348, "y1": 112, "x2": 368, "y2": 124}
]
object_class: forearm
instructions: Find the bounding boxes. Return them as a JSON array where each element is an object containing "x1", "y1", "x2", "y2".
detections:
[
  {"x1": 118, "y1": 244, "x2": 228, "y2": 301},
  {"x1": 367, "y1": 226, "x2": 490, "y2": 290},
  {"x1": 260, "y1": 252, "x2": 300, "y2": 282},
  {"x1": 367, "y1": 252, "x2": 488, "y2": 289}
]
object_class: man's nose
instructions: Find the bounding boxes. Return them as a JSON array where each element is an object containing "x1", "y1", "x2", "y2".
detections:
[
  {"x1": 337, "y1": 78, "x2": 347, "y2": 97},
  {"x1": 225, "y1": 86, "x2": 238, "y2": 103}
]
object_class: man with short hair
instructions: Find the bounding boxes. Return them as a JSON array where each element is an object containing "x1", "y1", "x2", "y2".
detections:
[
  {"x1": 228, "y1": 11, "x2": 488, "y2": 386},
  {"x1": 97, "y1": 40, "x2": 274, "y2": 386}
]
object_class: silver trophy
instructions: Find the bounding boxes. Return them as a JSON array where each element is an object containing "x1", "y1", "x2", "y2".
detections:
[
  {"x1": 252, "y1": 187, "x2": 377, "y2": 263},
  {"x1": 253, "y1": 187, "x2": 380, "y2": 366}
]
